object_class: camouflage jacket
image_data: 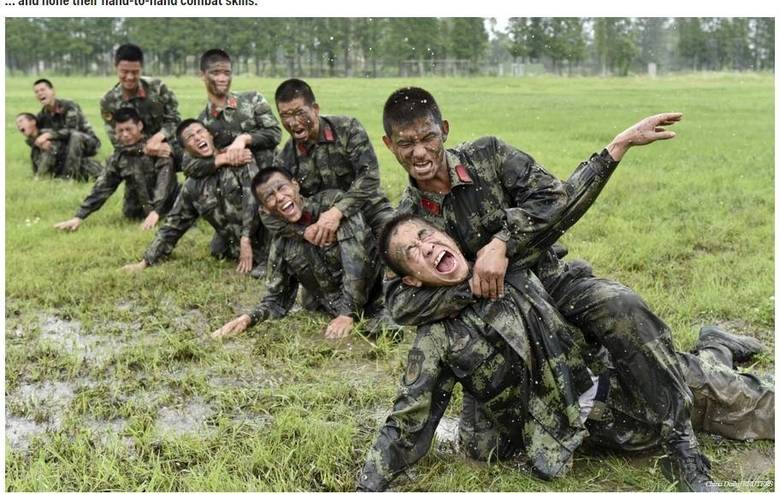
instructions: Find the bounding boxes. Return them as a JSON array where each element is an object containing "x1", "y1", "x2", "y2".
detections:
[
  {"x1": 359, "y1": 267, "x2": 595, "y2": 491},
  {"x1": 24, "y1": 132, "x2": 62, "y2": 175},
  {"x1": 75, "y1": 142, "x2": 178, "y2": 220},
  {"x1": 247, "y1": 190, "x2": 382, "y2": 324},
  {"x1": 100, "y1": 77, "x2": 181, "y2": 148},
  {"x1": 143, "y1": 159, "x2": 260, "y2": 265},
  {"x1": 37, "y1": 98, "x2": 101, "y2": 150},
  {"x1": 182, "y1": 91, "x2": 282, "y2": 177},
  {"x1": 386, "y1": 137, "x2": 620, "y2": 325},
  {"x1": 263, "y1": 116, "x2": 393, "y2": 239}
]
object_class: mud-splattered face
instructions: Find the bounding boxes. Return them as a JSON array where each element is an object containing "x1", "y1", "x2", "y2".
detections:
[
  {"x1": 181, "y1": 122, "x2": 215, "y2": 158},
  {"x1": 383, "y1": 116, "x2": 449, "y2": 185},
  {"x1": 256, "y1": 172, "x2": 303, "y2": 223},
  {"x1": 390, "y1": 218, "x2": 469, "y2": 287},
  {"x1": 202, "y1": 60, "x2": 232, "y2": 98},
  {"x1": 277, "y1": 97, "x2": 320, "y2": 144}
]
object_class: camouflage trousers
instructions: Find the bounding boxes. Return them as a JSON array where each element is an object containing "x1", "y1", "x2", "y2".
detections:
[
  {"x1": 36, "y1": 132, "x2": 102, "y2": 181},
  {"x1": 460, "y1": 345, "x2": 773, "y2": 460},
  {"x1": 209, "y1": 227, "x2": 268, "y2": 266},
  {"x1": 122, "y1": 181, "x2": 181, "y2": 221}
]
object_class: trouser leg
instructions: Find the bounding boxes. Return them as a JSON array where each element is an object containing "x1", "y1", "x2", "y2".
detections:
[{"x1": 122, "y1": 187, "x2": 146, "y2": 220}]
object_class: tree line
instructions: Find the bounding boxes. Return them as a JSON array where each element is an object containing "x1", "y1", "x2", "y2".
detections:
[{"x1": 5, "y1": 17, "x2": 774, "y2": 77}]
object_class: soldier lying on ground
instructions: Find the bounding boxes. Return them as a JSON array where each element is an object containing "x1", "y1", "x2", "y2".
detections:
[
  {"x1": 121, "y1": 119, "x2": 262, "y2": 276},
  {"x1": 15, "y1": 111, "x2": 101, "y2": 181},
  {"x1": 100, "y1": 43, "x2": 183, "y2": 169},
  {"x1": 212, "y1": 167, "x2": 400, "y2": 340},
  {"x1": 181, "y1": 48, "x2": 283, "y2": 276},
  {"x1": 380, "y1": 87, "x2": 713, "y2": 489},
  {"x1": 358, "y1": 215, "x2": 773, "y2": 492},
  {"x1": 28, "y1": 78, "x2": 102, "y2": 180},
  {"x1": 53, "y1": 108, "x2": 180, "y2": 232}
]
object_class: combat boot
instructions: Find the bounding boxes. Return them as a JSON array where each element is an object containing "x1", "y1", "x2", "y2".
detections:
[
  {"x1": 694, "y1": 325, "x2": 764, "y2": 365},
  {"x1": 661, "y1": 427, "x2": 717, "y2": 492}
]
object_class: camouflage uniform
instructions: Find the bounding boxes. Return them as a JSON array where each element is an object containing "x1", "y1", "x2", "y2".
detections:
[
  {"x1": 359, "y1": 271, "x2": 774, "y2": 491},
  {"x1": 74, "y1": 142, "x2": 180, "y2": 221},
  {"x1": 385, "y1": 137, "x2": 697, "y2": 456},
  {"x1": 246, "y1": 190, "x2": 383, "y2": 325},
  {"x1": 143, "y1": 160, "x2": 260, "y2": 265},
  {"x1": 182, "y1": 91, "x2": 282, "y2": 177},
  {"x1": 263, "y1": 116, "x2": 395, "y2": 241},
  {"x1": 31, "y1": 99, "x2": 102, "y2": 180},
  {"x1": 100, "y1": 77, "x2": 182, "y2": 166}
]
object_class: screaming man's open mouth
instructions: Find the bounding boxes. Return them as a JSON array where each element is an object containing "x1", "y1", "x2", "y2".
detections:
[{"x1": 434, "y1": 250, "x2": 456, "y2": 273}]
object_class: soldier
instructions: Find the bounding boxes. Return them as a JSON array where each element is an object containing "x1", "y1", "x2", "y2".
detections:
[
  {"x1": 15, "y1": 112, "x2": 62, "y2": 177},
  {"x1": 29, "y1": 78, "x2": 102, "y2": 180},
  {"x1": 380, "y1": 87, "x2": 711, "y2": 489},
  {"x1": 212, "y1": 167, "x2": 395, "y2": 340},
  {"x1": 267, "y1": 78, "x2": 395, "y2": 247},
  {"x1": 358, "y1": 215, "x2": 773, "y2": 491},
  {"x1": 182, "y1": 48, "x2": 281, "y2": 176},
  {"x1": 121, "y1": 119, "x2": 261, "y2": 275},
  {"x1": 100, "y1": 43, "x2": 182, "y2": 169},
  {"x1": 52, "y1": 108, "x2": 180, "y2": 232}
]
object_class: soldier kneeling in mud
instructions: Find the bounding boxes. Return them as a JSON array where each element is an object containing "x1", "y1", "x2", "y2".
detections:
[
  {"x1": 212, "y1": 167, "x2": 401, "y2": 340},
  {"x1": 358, "y1": 215, "x2": 773, "y2": 492}
]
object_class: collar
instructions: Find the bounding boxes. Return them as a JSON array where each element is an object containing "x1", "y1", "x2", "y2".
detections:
[
  {"x1": 120, "y1": 79, "x2": 148, "y2": 101},
  {"x1": 44, "y1": 100, "x2": 64, "y2": 115},
  {"x1": 295, "y1": 198, "x2": 319, "y2": 226},
  {"x1": 208, "y1": 92, "x2": 239, "y2": 118},
  {"x1": 295, "y1": 117, "x2": 336, "y2": 157},
  {"x1": 407, "y1": 149, "x2": 473, "y2": 216}
]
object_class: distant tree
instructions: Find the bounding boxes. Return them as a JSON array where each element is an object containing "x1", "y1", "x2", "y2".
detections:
[{"x1": 448, "y1": 18, "x2": 488, "y2": 69}]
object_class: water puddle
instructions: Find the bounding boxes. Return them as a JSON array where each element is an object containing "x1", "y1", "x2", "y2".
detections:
[{"x1": 155, "y1": 397, "x2": 215, "y2": 437}]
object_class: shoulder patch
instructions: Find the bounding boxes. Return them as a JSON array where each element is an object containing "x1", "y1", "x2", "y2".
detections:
[
  {"x1": 455, "y1": 164, "x2": 472, "y2": 184},
  {"x1": 420, "y1": 198, "x2": 441, "y2": 215},
  {"x1": 404, "y1": 349, "x2": 425, "y2": 386}
]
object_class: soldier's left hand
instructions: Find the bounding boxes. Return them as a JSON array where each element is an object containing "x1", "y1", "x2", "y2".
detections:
[
  {"x1": 470, "y1": 237, "x2": 508, "y2": 300},
  {"x1": 236, "y1": 237, "x2": 253, "y2": 274},
  {"x1": 141, "y1": 211, "x2": 159, "y2": 230},
  {"x1": 34, "y1": 132, "x2": 52, "y2": 149},
  {"x1": 325, "y1": 315, "x2": 354, "y2": 339},
  {"x1": 607, "y1": 112, "x2": 682, "y2": 161},
  {"x1": 312, "y1": 207, "x2": 342, "y2": 247}
]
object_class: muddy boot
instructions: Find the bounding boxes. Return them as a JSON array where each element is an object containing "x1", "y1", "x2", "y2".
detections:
[
  {"x1": 661, "y1": 428, "x2": 717, "y2": 492},
  {"x1": 693, "y1": 325, "x2": 764, "y2": 367}
]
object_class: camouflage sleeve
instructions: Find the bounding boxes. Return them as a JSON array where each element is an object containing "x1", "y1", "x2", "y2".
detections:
[
  {"x1": 384, "y1": 276, "x2": 475, "y2": 326},
  {"x1": 249, "y1": 92, "x2": 282, "y2": 150},
  {"x1": 143, "y1": 183, "x2": 199, "y2": 265},
  {"x1": 247, "y1": 238, "x2": 297, "y2": 325},
  {"x1": 151, "y1": 156, "x2": 177, "y2": 214},
  {"x1": 358, "y1": 325, "x2": 454, "y2": 491},
  {"x1": 48, "y1": 104, "x2": 79, "y2": 141},
  {"x1": 334, "y1": 214, "x2": 377, "y2": 317},
  {"x1": 489, "y1": 139, "x2": 619, "y2": 261},
  {"x1": 74, "y1": 155, "x2": 123, "y2": 219},
  {"x1": 240, "y1": 161, "x2": 261, "y2": 238},
  {"x1": 333, "y1": 118, "x2": 381, "y2": 219},
  {"x1": 158, "y1": 82, "x2": 181, "y2": 141},
  {"x1": 181, "y1": 153, "x2": 218, "y2": 178},
  {"x1": 99, "y1": 94, "x2": 119, "y2": 148}
]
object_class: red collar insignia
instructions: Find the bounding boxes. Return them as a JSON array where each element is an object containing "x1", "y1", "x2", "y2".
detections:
[
  {"x1": 454, "y1": 164, "x2": 472, "y2": 184},
  {"x1": 296, "y1": 140, "x2": 309, "y2": 157},
  {"x1": 420, "y1": 198, "x2": 441, "y2": 215},
  {"x1": 124, "y1": 84, "x2": 146, "y2": 101},
  {"x1": 298, "y1": 211, "x2": 314, "y2": 225},
  {"x1": 227, "y1": 97, "x2": 238, "y2": 108},
  {"x1": 322, "y1": 125, "x2": 335, "y2": 142}
]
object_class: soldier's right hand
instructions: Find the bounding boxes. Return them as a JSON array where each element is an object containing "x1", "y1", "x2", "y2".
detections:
[
  {"x1": 53, "y1": 217, "x2": 82, "y2": 232},
  {"x1": 120, "y1": 260, "x2": 149, "y2": 273},
  {"x1": 212, "y1": 314, "x2": 251, "y2": 339}
]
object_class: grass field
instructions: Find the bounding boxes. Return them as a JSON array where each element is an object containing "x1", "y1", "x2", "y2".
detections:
[{"x1": 4, "y1": 74, "x2": 775, "y2": 491}]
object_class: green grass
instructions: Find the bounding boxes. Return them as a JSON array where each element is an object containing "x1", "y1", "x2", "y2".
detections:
[{"x1": 4, "y1": 73, "x2": 774, "y2": 491}]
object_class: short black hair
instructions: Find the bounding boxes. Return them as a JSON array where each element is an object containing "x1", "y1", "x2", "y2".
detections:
[
  {"x1": 275, "y1": 78, "x2": 316, "y2": 106},
  {"x1": 114, "y1": 43, "x2": 144, "y2": 65},
  {"x1": 16, "y1": 112, "x2": 37, "y2": 123},
  {"x1": 378, "y1": 213, "x2": 438, "y2": 277},
  {"x1": 200, "y1": 48, "x2": 231, "y2": 72},
  {"x1": 113, "y1": 107, "x2": 142, "y2": 125},
  {"x1": 251, "y1": 166, "x2": 294, "y2": 203},
  {"x1": 176, "y1": 118, "x2": 205, "y2": 146},
  {"x1": 383, "y1": 87, "x2": 443, "y2": 137},
  {"x1": 33, "y1": 78, "x2": 53, "y2": 89}
]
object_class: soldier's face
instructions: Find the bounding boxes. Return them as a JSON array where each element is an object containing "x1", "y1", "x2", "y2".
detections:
[
  {"x1": 390, "y1": 219, "x2": 469, "y2": 287},
  {"x1": 16, "y1": 116, "x2": 37, "y2": 137},
  {"x1": 115, "y1": 119, "x2": 144, "y2": 146},
  {"x1": 257, "y1": 173, "x2": 303, "y2": 223},
  {"x1": 116, "y1": 60, "x2": 142, "y2": 92},
  {"x1": 202, "y1": 61, "x2": 232, "y2": 97},
  {"x1": 383, "y1": 116, "x2": 449, "y2": 185},
  {"x1": 33, "y1": 83, "x2": 55, "y2": 107},
  {"x1": 277, "y1": 97, "x2": 320, "y2": 143},
  {"x1": 181, "y1": 123, "x2": 215, "y2": 158}
]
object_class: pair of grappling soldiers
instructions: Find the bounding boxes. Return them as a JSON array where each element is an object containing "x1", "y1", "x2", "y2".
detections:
[{"x1": 47, "y1": 46, "x2": 772, "y2": 492}]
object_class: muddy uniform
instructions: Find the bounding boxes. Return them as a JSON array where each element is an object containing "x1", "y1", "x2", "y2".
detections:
[
  {"x1": 359, "y1": 273, "x2": 774, "y2": 491},
  {"x1": 100, "y1": 77, "x2": 182, "y2": 167},
  {"x1": 182, "y1": 91, "x2": 282, "y2": 177},
  {"x1": 143, "y1": 160, "x2": 260, "y2": 265},
  {"x1": 386, "y1": 137, "x2": 696, "y2": 459},
  {"x1": 246, "y1": 190, "x2": 383, "y2": 325},
  {"x1": 33, "y1": 99, "x2": 102, "y2": 180},
  {"x1": 74, "y1": 142, "x2": 179, "y2": 221},
  {"x1": 264, "y1": 116, "x2": 395, "y2": 241}
]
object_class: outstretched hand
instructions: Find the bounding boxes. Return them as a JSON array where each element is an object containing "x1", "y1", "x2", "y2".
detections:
[
  {"x1": 607, "y1": 112, "x2": 683, "y2": 161},
  {"x1": 54, "y1": 217, "x2": 82, "y2": 232},
  {"x1": 212, "y1": 314, "x2": 251, "y2": 339}
]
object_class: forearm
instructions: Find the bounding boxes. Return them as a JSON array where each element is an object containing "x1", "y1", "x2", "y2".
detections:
[
  {"x1": 152, "y1": 161, "x2": 176, "y2": 213},
  {"x1": 384, "y1": 277, "x2": 474, "y2": 326}
]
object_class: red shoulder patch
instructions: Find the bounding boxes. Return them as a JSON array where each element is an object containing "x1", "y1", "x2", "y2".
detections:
[
  {"x1": 455, "y1": 164, "x2": 472, "y2": 184},
  {"x1": 420, "y1": 198, "x2": 441, "y2": 215}
]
